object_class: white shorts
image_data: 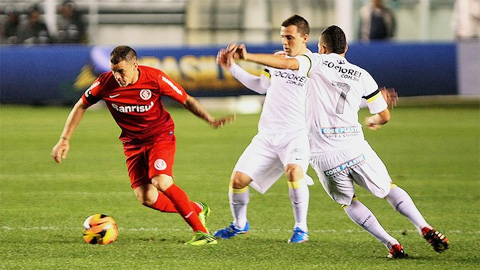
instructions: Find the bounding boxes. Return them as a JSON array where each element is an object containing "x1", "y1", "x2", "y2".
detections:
[
  {"x1": 234, "y1": 130, "x2": 311, "y2": 194},
  {"x1": 309, "y1": 141, "x2": 392, "y2": 205}
]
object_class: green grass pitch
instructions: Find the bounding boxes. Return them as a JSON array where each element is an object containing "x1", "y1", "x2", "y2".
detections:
[{"x1": 0, "y1": 100, "x2": 479, "y2": 269}]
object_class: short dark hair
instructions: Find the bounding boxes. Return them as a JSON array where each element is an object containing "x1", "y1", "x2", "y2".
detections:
[
  {"x1": 110, "y1": 45, "x2": 137, "y2": 64},
  {"x1": 281, "y1": 14, "x2": 310, "y2": 35},
  {"x1": 321, "y1": 25, "x2": 347, "y2": 54}
]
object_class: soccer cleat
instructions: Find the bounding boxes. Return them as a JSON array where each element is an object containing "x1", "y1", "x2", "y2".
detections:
[
  {"x1": 388, "y1": 244, "x2": 408, "y2": 259},
  {"x1": 422, "y1": 228, "x2": 449, "y2": 253},
  {"x1": 185, "y1": 231, "x2": 218, "y2": 246},
  {"x1": 287, "y1": 227, "x2": 309, "y2": 243},
  {"x1": 196, "y1": 201, "x2": 211, "y2": 233},
  {"x1": 214, "y1": 221, "x2": 249, "y2": 239}
]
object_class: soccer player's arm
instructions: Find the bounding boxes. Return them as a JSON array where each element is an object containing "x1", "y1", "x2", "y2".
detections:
[
  {"x1": 51, "y1": 98, "x2": 89, "y2": 163},
  {"x1": 246, "y1": 53, "x2": 299, "y2": 70},
  {"x1": 159, "y1": 72, "x2": 235, "y2": 128},
  {"x1": 228, "y1": 63, "x2": 270, "y2": 94},
  {"x1": 217, "y1": 47, "x2": 269, "y2": 94},
  {"x1": 360, "y1": 87, "x2": 398, "y2": 109},
  {"x1": 363, "y1": 85, "x2": 391, "y2": 130},
  {"x1": 51, "y1": 79, "x2": 102, "y2": 163},
  {"x1": 232, "y1": 43, "x2": 300, "y2": 70},
  {"x1": 183, "y1": 95, "x2": 235, "y2": 128},
  {"x1": 362, "y1": 74, "x2": 390, "y2": 130}
]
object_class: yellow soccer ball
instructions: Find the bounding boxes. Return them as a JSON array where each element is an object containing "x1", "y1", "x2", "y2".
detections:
[{"x1": 82, "y1": 214, "x2": 118, "y2": 245}]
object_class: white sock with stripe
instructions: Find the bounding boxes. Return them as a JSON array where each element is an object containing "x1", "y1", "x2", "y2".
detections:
[
  {"x1": 229, "y1": 185, "x2": 249, "y2": 229},
  {"x1": 288, "y1": 178, "x2": 309, "y2": 232}
]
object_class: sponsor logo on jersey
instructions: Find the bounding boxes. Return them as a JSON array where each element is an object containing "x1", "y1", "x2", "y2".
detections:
[
  {"x1": 323, "y1": 60, "x2": 361, "y2": 82},
  {"x1": 111, "y1": 101, "x2": 154, "y2": 113},
  {"x1": 323, "y1": 154, "x2": 365, "y2": 177},
  {"x1": 272, "y1": 70, "x2": 307, "y2": 86},
  {"x1": 321, "y1": 126, "x2": 361, "y2": 135},
  {"x1": 140, "y1": 89, "x2": 152, "y2": 100},
  {"x1": 109, "y1": 94, "x2": 120, "y2": 98}
]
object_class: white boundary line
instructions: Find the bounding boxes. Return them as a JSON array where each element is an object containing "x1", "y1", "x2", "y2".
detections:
[{"x1": 0, "y1": 226, "x2": 476, "y2": 234}]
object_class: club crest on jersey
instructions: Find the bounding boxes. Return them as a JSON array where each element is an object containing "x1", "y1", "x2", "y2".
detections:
[
  {"x1": 140, "y1": 89, "x2": 152, "y2": 100},
  {"x1": 154, "y1": 159, "x2": 167, "y2": 171}
]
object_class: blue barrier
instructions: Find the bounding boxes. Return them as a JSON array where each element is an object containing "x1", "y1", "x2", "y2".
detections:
[{"x1": 0, "y1": 42, "x2": 457, "y2": 104}]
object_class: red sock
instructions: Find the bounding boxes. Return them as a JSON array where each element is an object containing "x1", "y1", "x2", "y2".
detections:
[
  {"x1": 150, "y1": 192, "x2": 202, "y2": 214},
  {"x1": 163, "y1": 184, "x2": 207, "y2": 233}
]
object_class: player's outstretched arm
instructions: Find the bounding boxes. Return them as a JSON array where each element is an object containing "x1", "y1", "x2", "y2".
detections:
[
  {"x1": 183, "y1": 95, "x2": 235, "y2": 129},
  {"x1": 51, "y1": 99, "x2": 88, "y2": 163},
  {"x1": 365, "y1": 108, "x2": 391, "y2": 130},
  {"x1": 218, "y1": 47, "x2": 268, "y2": 94},
  {"x1": 230, "y1": 43, "x2": 300, "y2": 70}
]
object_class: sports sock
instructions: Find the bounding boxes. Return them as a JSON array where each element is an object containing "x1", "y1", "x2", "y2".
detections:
[
  {"x1": 229, "y1": 185, "x2": 249, "y2": 229},
  {"x1": 344, "y1": 199, "x2": 399, "y2": 250},
  {"x1": 150, "y1": 192, "x2": 202, "y2": 214},
  {"x1": 288, "y1": 178, "x2": 309, "y2": 232},
  {"x1": 163, "y1": 184, "x2": 207, "y2": 233},
  {"x1": 385, "y1": 185, "x2": 431, "y2": 234}
]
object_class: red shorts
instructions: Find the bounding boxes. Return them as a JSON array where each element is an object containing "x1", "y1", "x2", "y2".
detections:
[{"x1": 123, "y1": 137, "x2": 176, "y2": 189}]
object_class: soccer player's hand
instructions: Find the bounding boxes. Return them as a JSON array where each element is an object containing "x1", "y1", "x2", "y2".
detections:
[
  {"x1": 226, "y1": 43, "x2": 248, "y2": 61},
  {"x1": 216, "y1": 49, "x2": 233, "y2": 69},
  {"x1": 209, "y1": 114, "x2": 236, "y2": 128},
  {"x1": 381, "y1": 87, "x2": 398, "y2": 109},
  {"x1": 51, "y1": 139, "x2": 70, "y2": 163},
  {"x1": 365, "y1": 117, "x2": 382, "y2": 130}
]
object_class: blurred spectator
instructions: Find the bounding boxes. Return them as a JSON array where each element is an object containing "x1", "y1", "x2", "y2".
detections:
[
  {"x1": 359, "y1": 0, "x2": 396, "y2": 41},
  {"x1": 452, "y1": 0, "x2": 480, "y2": 40},
  {"x1": 18, "y1": 5, "x2": 51, "y2": 44},
  {"x1": 57, "y1": 0, "x2": 87, "y2": 43},
  {"x1": 1, "y1": 7, "x2": 20, "y2": 44}
]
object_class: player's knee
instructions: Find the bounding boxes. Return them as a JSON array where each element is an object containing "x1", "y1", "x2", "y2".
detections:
[
  {"x1": 285, "y1": 164, "x2": 303, "y2": 182},
  {"x1": 134, "y1": 190, "x2": 156, "y2": 207},
  {"x1": 151, "y1": 174, "x2": 173, "y2": 192},
  {"x1": 230, "y1": 171, "x2": 251, "y2": 189}
]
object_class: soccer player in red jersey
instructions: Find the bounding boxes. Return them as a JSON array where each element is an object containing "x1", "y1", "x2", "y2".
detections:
[{"x1": 51, "y1": 45, "x2": 234, "y2": 245}]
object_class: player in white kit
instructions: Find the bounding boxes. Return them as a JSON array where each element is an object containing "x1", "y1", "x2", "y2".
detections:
[
  {"x1": 229, "y1": 25, "x2": 449, "y2": 257},
  {"x1": 214, "y1": 15, "x2": 313, "y2": 243}
]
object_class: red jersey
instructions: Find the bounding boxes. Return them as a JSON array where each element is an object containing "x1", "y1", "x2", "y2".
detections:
[{"x1": 82, "y1": 65, "x2": 188, "y2": 144}]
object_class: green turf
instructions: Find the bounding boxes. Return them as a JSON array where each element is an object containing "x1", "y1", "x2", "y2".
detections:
[{"x1": 0, "y1": 102, "x2": 479, "y2": 270}]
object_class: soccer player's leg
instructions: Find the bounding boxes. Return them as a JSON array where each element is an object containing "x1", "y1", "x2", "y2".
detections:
[
  {"x1": 153, "y1": 175, "x2": 217, "y2": 245},
  {"x1": 311, "y1": 154, "x2": 406, "y2": 258},
  {"x1": 285, "y1": 164, "x2": 309, "y2": 243},
  {"x1": 283, "y1": 133, "x2": 310, "y2": 243},
  {"x1": 348, "y1": 156, "x2": 408, "y2": 258},
  {"x1": 148, "y1": 140, "x2": 216, "y2": 245},
  {"x1": 385, "y1": 184, "x2": 449, "y2": 253},
  {"x1": 361, "y1": 147, "x2": 449, "y2": 253},
  {"x1": 215, "y1": 136, "x2": 279, "y2": 240},
  {"x1": 344, "y1": 197, "x2": 407, "y2": 259},
  {"x1": 214, "y1": 171, "x2": 251, "y2": 239}
]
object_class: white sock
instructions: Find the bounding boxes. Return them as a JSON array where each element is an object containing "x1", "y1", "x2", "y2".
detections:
[
  {"x1": 386, "y1": 185, "x2": 431, "y2": 234},
  {"x1": 344, "y1": 199, "x2": 399, "y2": 250},
  {"x1": 229, "y1": 186, "x2": 249, "y2": 229},
  {"x1": 288, "y1": 178, "x2": 309, "y2": 232}
]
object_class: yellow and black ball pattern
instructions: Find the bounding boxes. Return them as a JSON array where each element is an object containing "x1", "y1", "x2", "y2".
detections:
[{"x1": 82, "y1": 214, "x2": 118, "y2": 245}]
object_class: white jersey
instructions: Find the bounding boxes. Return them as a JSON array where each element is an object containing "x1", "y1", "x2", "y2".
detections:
[
  {"x1": 257, "y1": 51, "x2": 313, "y2": 134},
  {"x1": 297, "y1": 53, "x2": 388, "y2": 153}
]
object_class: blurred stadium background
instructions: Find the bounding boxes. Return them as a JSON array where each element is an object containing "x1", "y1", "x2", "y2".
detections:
[{"x1": 0, "y1": 0, "x2": 478, "y2": 108}]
